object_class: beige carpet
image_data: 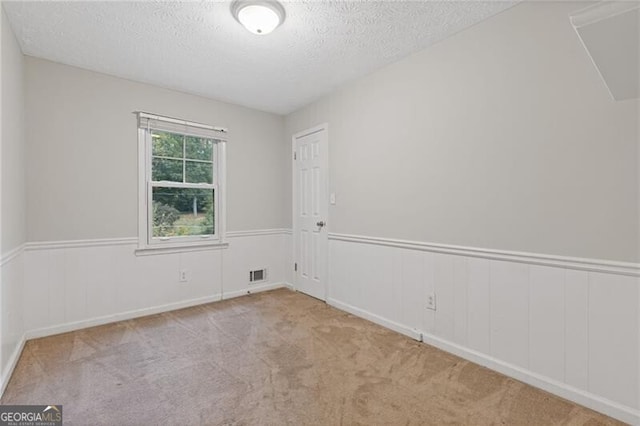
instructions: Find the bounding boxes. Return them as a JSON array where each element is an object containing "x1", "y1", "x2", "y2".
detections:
[{"x1": 2, "y1": 288, "x2": 624, "y2": 425}]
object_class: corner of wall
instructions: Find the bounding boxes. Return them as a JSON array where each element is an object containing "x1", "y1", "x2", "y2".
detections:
[{"x1": 0, "y1": 3, "x2": 27, "y2": 397}]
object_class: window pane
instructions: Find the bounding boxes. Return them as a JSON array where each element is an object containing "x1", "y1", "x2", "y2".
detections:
[
  {"x1": 152, "y1": 158, "x2": 183, "y2": 182},
  {"x1": 185, "y1": 161, "x2": 213, "y2": 184},
  {"x1": 152, "y1": 187, "x2": 214, "y2": 237},
  {"x1": 185, "y1": 137, "x2": 213, "y2": 161},
  {"x1": 152, "y1": 131, "x2": 183, "y2": 158}
]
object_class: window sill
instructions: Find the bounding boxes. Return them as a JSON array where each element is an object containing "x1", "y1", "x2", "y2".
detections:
[{"x1": 135, "y1": 241, "x2": 229, "y2": 256}]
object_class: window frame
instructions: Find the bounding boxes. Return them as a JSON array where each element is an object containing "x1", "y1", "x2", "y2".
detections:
[{"x1": 136, "y1": 112, "x2": 228, "y2": 254}]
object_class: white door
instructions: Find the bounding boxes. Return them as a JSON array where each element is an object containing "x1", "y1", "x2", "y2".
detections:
[{"x1": 293, "y1": 125, "x2": 328, "y2": 301}]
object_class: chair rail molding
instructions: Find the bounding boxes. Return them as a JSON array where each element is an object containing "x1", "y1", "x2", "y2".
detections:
[{"x1": 328, "y1": 233, "x2": 640, "y2": 277}]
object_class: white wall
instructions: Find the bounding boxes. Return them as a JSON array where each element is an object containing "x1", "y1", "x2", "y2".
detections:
[
  {"x1": 285, "y1": 1, "x2": 640, "y2": 422},
  {"x1": 16, "y1": 58, "x2": 294, "y2": 344},
  {"x1": 327, "y1": 236, "x2": 639, "y2": 423},
  {"x1": 0, "y1": 4, "x2": 26, "y2": 393},
  {"x1": 1, "y1": 8, "x2": 25, "y2": 252},
  {"x1": 25, "y1": 57, "x2": 288, "y2": 242},
  {"x1": 22, "y1": 231, "x2": 291, "y2": 339},
  {"x1": 11, "y1": 58, "x2": 293, "y2": 361},
  {"x1": 1, "y1": 0, "x2": 638, "y2": 422},
  {"x1": 285, "y1": 1, "x2": 639, "y2": 263}
]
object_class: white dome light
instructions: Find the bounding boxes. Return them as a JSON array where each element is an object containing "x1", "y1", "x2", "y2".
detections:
[{"x1": 231, "y1": 1, "x2": 285, "y2": 35}]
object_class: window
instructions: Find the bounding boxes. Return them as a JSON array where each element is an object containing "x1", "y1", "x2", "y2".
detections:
[{"x1": 137, "y1": 112, "x2": 227, "y2": 251}]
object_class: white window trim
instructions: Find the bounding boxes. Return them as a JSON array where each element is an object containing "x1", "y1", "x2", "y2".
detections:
[{"x1": 135, "y1": 113, "x2": 228, "y2": 255}]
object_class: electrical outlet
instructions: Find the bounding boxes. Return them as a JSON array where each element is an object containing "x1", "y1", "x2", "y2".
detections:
[
  {"x1": 179, "y1": 269, "x2": 189, "y2": 283},
  {"x1": 426, "y1": 293, "x2": 436, "y2": 310}
]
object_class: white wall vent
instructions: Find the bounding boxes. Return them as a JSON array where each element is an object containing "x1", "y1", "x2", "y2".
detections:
[
  {"x1": 249, "y1": 268, "x2": 267, "y2": 284},
  {"x1": 570, "y1": 1, "x2": 640, "y2": 101}
]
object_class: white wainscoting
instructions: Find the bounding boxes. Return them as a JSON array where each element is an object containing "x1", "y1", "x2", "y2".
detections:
[
  {"x1": 0, "y1": 229, "x2": 292, "y2": 396},
  {"x1": 328, "y1": 233, "x2": 639, "y2": 425},
  {"x1": 22, "y1": 229, "x2": 292, "y2": 339},
  {"x1": 223, "y1": 229, "x2": 292, "y2": 299},
  {"x1": 0, "y1": 245, "x2": 26, "y2": 396},
  {"x1": 4, "y1": 227, "x2": 639, "y2": 423}
]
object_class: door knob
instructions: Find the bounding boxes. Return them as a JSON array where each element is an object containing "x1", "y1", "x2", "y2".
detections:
[{"x1": 316, "y1": 220, "x2": 326, "y2": 228}]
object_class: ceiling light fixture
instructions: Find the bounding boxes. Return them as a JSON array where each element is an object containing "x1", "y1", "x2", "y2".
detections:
[{"x1": 231, "y1": 0, "x2": 285, "y2": 35}]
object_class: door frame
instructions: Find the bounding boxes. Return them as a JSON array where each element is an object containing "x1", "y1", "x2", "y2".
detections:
[{"x1": 291, "y1": 123, "x2": 329, "y2": 301}]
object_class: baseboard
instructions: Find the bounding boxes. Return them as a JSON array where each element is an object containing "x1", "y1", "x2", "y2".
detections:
[
  {"x1": 0, "y1": 335, "x2": 26, "y2": 397},
  {"x1": 7, "y1": 285, "x2": 293, "y2": 398},
  {"x1": 325, "y1": 296, "x2": 638, "y2": 424},
  {"x1": 26, "y1": 285, "x2": 295, "y2": 340},
  {"x1": 327, "y1": 298, "x2": 422, "y2": 341},
  {"x1": 222, "y1": 282, "x2": 291, "y2": 300},
  {"x1": 418, "y1": 331, "x2": 639, "y2": 425},
  {"x1": 25, "y1": 293, "x2": 224, "y2": 340}
]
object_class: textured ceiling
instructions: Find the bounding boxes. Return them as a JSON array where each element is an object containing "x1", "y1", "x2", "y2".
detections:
[{"x1": 3, "y1": 1, "x2": 517, "y2": 114}]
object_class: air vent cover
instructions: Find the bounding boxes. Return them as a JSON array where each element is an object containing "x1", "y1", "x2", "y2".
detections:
[{"x1": 249, "y1": 268, "x2": 267, "y2": 283}]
